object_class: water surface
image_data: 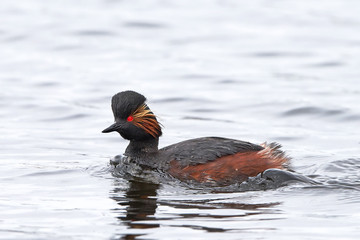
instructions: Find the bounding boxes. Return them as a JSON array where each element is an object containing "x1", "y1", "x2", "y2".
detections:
[{"x1": 1, "y1": 0, "x2": 360, "y2": 239}]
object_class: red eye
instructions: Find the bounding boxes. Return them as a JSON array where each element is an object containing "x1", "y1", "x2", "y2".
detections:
[{"x1": 127, "y1": 116, "x2": 134, "y2": 122}]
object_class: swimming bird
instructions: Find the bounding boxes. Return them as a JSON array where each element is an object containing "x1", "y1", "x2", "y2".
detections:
[{"x1": 102, "y1": 90, "x2": 290, "y2": 186}]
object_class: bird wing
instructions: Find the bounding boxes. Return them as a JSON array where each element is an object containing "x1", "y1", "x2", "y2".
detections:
[{"x1": 160, "y1": 137, "x2": 264, "y2": 167}]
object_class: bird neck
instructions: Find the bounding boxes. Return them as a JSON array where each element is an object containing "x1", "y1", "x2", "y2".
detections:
[{"x1": 125, "y1": 138, "x2": 159, "y2": 157}]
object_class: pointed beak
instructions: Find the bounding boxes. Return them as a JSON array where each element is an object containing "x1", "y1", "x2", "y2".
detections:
[{"x1": 102, "y1": 122, "x2": 121, "y2": 133}]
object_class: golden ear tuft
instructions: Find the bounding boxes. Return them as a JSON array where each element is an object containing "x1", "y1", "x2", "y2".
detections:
[{"x1": 132, "y1": 104, "x2": 162, "y2": 138}]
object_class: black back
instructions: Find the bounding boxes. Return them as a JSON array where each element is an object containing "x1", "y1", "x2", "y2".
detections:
[{"x1": 159, "y1": 137, "x2": 264, "y2": 167}]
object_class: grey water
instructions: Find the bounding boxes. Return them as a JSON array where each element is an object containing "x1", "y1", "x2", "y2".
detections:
[{"x1": 1, "y1": 0, "x2": 360, "y2": 239}]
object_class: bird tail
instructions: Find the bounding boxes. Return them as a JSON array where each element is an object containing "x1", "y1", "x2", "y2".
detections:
[{"x1": 259, "y1": 142, "x2": 291, "y2": 170}]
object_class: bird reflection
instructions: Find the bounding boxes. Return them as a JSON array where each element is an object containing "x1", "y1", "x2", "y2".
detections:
[{"x1": 111, "y1": 180, "x2": 159, "y2": 240}]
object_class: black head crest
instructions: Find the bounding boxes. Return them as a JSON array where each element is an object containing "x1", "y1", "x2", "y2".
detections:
[{"x1": 111, "y1": 90, "x2": 146, "y2": 120}]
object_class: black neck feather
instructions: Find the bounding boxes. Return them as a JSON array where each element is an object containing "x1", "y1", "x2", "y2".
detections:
[{"x1": 125, "y1": 138, "x2": 159, "y2": 157}]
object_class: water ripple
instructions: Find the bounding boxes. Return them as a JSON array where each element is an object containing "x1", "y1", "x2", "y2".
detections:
[
  {"x1": 41, "y1": 113, "x2": 88, "y2": 122},
  {"x1": 307, "y1": 61, "x2": 345, "y2": 68},
  {"x1": 323, "y1": 158, "x2": 360, "y2": 174},
  {"x1": 123, "y1": 21, "x2": 167, "y2": 29},
  {"x1": 20, "y1": 169, "x2": 78, "y2": 178},
  {"x1": 282, "y1": 106, "x2": 347, "y2": 117},
  {"x1": 249, "y1": 51, "x2": 311, "y2": 58},
  {"x1": 72, "y1": 30, "x2": 117, "y2": 37}
]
